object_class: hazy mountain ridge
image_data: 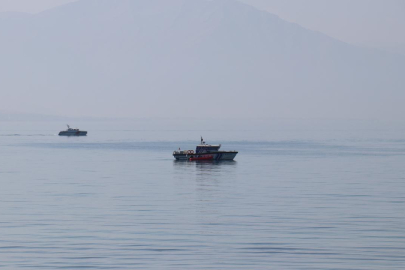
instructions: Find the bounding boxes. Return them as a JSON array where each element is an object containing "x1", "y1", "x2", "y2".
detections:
[
  {"x1": 1, "y1": 0, "x2": 404, "y2": 119},
  {"x1": 0, "y1": 11, "x2": 33, "y2": 20}
]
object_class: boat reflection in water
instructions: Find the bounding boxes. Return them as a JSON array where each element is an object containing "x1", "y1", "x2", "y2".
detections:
[{"x1": 173, "y1": 159, "x2": 238, "y2": 177}]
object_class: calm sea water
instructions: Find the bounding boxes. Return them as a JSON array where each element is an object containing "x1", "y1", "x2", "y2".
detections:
[{"x1": 1, "y1": 120, "x2": 405, "y2": 269}]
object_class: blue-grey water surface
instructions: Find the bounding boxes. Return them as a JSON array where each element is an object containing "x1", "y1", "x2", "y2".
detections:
[{"x1": 1, "y1": 120, "x2": 405, "y2": 269}]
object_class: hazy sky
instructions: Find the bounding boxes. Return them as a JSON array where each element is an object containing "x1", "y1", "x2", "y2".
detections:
[
  {"x1": 0, "y1": 0, "x2": 404, "y2": 50},
  {"x1": 0, "y1": 0, "x2": 78, "y2": 14}
]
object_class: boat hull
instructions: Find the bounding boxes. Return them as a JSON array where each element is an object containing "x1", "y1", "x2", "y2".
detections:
[
  {"x1": 59, "y1": 131, "x2": 87, "y2": 136},
  {"x1": 173, "y1": 151, "x2": 238, "y2": 161}
]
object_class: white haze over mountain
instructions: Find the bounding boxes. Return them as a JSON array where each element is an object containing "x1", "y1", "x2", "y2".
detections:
[
  {"x1": 238, "y1": 0, "x2": 405, "y2": 55},
  {"x1": 2, "y1": 0, "x2": 405, "y2": 55},
  {"x1": 0, "y1": 0, "x2": 78, "y2": 14},
  {"x1": 1, "y1": 0, "x2": 404, "y2": 119}
]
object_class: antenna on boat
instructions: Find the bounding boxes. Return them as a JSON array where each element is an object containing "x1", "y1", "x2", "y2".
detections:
[{"x1": 67, "y1": 124, "x2": 70, "y2": 129}]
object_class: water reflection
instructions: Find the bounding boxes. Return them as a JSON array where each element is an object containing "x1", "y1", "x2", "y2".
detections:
[
  {"x1": 172, "y1": 160, "x2": 238, "y2": 192},
  {"x1": 173, "y1": 160, "x2": 239, "y2": 233},
  {"x1": 173, "y1": 160, "x2": 238, "y2": 189},
  {"x1": 173, "y1": 160, "x2": 237, "y2": 175},
  {"x1": 173, "y1": 160, "x2": 237, "y2": 167}
]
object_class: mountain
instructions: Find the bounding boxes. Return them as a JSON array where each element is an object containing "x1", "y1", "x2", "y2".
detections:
[{"x1": 0, "y1": 0, "x2": 404, "y2": 119}]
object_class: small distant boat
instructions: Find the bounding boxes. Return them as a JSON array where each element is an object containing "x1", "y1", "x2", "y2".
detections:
[
  {"x1": 173, "y1": 137, "x2": 238, "y2": 161},
  {"x1": 58, "y1": 125, "x2": 87, "y2": 136}
]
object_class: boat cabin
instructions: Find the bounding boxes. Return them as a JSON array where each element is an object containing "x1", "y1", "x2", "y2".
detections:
[{"x1": 195, "y1": 144, "x2": 221, "y2": 154}]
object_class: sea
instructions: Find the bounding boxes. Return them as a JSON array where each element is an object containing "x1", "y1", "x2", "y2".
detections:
[{"x1": 1, "y1": 119, "x2": 404, "y2": 269}]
